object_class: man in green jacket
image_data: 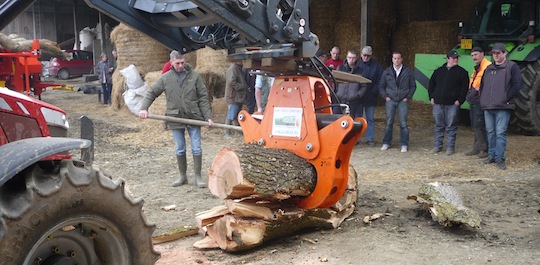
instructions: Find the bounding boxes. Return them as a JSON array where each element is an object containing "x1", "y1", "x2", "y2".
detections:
[{"x1": 139, "y1": 50, "x2": 213, "y2": 188}]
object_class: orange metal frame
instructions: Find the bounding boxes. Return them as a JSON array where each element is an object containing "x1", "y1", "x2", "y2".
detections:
[{"x1": 239, "y1": 76, "x2": 366, "y2": 209}]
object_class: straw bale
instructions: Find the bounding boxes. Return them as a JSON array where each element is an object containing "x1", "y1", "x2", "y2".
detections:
[
  {"x1": 195, "y1": 47, "x2": 229, "y2": 103},
  {"x1": 183, "y1": 51, "x2": 197, "y2": 69},
  {"x1": 371, "y1": 0, "x2": 397, "y2": 66},
  {"x1": 396, "y1": 0, "x2": 432, "y2": 23},
  {"x1": 309, "y1": 0, "x2": 340, "y2": 51},
  {"x1": 333, "y1": 0, "x2": 362, "y2": 57},
  {"x1": 110, "y1": 23, "x2": 170, "y2": 109},
  {"x1": 392, "y1": 21, "x2": 458, "y2": 68}
]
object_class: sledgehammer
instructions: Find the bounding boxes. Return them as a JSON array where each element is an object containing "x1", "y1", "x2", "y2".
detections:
[{"x1": 146, "y1": 113, "x2": 243, "y2": 132}]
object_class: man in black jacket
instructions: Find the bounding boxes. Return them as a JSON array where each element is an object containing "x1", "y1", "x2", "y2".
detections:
[
  {"x1": 428, "y1": 50, "x2": 469, "y2": 155},
  {"x1": 379, "y1": 51, "x2": 416, "y2": 153}
]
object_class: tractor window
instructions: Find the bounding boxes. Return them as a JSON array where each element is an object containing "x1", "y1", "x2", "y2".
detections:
[
  {"x1": 0, "y1": 112, "x2": 42, "y2": 142},
  {"x1": 464, "y1": 0, "x2": 533, "y2": 35}
]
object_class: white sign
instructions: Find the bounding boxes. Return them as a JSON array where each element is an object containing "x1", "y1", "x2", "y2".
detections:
[{"x1": 272, "y1": 107, "x2": 303, "y2": 137}]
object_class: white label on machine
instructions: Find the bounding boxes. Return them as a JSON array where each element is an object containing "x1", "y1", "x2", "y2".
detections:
[{"x1": 272, "y1": 107, "x2": 302, "y2": 137}]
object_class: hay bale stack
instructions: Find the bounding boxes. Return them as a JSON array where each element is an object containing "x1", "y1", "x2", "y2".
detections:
[
  {"x1": 392, "y1": 21, "x2": 458, "y2": 67},
  {"x1": 109, "y1": 23, "x2": 169, "y2": 109},
  {"x1": 334, "y1": 0, "x2": 362, "y2": 53},
  {"x1": 371, "y1": 0, "x2": 397, "y2": 66},
  {"x1": 183, "y1": 50, "x2": 197, "y2": 69},
  {"x1": 195, "y1": 47, "x2": 229, "y2": 104},
  {"x1": 309, "y1": 0, "x2": 340, "y2": 52},
  {"x1": 144, "y1": 71, "x2": 167, "y2": 116},
  {"x1": 396, "y1": 0, "x2": 432, "y2": 23}
]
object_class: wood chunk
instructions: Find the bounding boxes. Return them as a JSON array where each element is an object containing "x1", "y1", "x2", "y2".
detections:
[{"x1": 409, "y1": 182, "x2": 481, "y2": 228}]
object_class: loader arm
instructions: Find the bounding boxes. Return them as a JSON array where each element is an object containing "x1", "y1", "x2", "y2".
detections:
[{"x1": 83, "y1": 0, "x2": 315, "y2": 57}]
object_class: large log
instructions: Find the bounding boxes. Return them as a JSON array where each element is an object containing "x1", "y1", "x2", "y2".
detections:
[
  {"x1": 208, "y1": 145, "x2": 317, "y2": 199},
  {"x1": 194, "y1": 166, "x2": 358, "y2": 252}
]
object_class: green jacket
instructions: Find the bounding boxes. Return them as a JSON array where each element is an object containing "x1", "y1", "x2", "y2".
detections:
[
  {"x1": 225, "y1": 63, "x2": 248, "y2": 104},
  {"x1": 140, "y1": 64, "x2": 212, "y2": 129}
]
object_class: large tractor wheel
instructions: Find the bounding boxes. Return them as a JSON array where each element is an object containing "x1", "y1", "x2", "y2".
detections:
[
  {"x1": 515, "y1": 61, "x2": 540, "y2": 135},
  {"x1": 0, "y1": 159, "x2": 160, "y2": 265}
]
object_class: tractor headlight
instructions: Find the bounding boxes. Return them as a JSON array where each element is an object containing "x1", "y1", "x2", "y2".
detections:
[{"x1": 41, "y1": 107, "x2": 69, "y2": 137}]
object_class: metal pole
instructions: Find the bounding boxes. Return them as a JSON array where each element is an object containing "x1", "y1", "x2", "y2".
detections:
[{"x1": 146, "y1": 114, "x2": 243, "y2": 132}]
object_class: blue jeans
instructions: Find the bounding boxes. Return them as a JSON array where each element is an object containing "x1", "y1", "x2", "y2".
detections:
[
  {"x1": 101, "y1": 83, "x2": 112, "y2": 104},
  {"x1": 226, "y1": 103, "x2": 242, "y2": 121},
  {"x1": 432, "y1": 104, "x2": 459, "y2": 150},
  {"x1": 172, "y1": 126, "x2": 202, "y2": 156},
  {"x1": 382, "y1": 100, "x2": 409, "y2": 147},
  {"x1": 484, "y1": 109, "x2": 511, "y2": 161},
  {"x1": 357, "y1": 105, "x2": 376, "y2": 142}
]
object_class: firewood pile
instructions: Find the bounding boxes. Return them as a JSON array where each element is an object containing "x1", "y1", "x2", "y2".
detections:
[{"x1": 193, "y1": 144, "x2": 358, "y2": 252}]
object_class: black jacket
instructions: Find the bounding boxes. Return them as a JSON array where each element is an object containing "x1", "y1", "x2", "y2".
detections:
[
  {"x1": 334, "y1": 61, "x2": 367, "y2": 103},
  {"x1": 428, "y1": 63, "x2": 469, "y2": 105},
  {"x1": 378, "y1": 64, "x2": 416, "y2": 102},
  {"x1": 479, "y1": 60, "x2": 522, "y2": 110}
]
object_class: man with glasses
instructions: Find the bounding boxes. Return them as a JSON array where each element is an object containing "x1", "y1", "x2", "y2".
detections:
[
  {"x1": 479, "y1": 43, "x2": 522, "y2": 170},
  {"x1": 428, "y1": 50, "x2": 469, "y2": 155}
]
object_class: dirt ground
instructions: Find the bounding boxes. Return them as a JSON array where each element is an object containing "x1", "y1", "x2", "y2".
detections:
[{"x1": 40, "y1": 77, "x2": 539, "y2": 265}]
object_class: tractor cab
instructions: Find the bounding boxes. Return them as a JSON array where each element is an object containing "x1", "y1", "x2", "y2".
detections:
[{"x1": 459, "y1": 0, "x2": 538, "y2": 51}]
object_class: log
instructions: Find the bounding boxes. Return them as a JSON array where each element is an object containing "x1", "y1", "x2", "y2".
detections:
[
  {"x1": 194, "y1": 166, "x2": 358, "y2": 252},
  {"x1": 208, "y1": 145, "x2": 317, "y2": 200},
  {"x1": 0, "y1": 33, "x2": 64, "y2": 58}
]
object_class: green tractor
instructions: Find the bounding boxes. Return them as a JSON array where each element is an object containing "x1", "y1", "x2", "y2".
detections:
[{"x1": 414, "y1": 0, "x2": 540, "y2": 135}]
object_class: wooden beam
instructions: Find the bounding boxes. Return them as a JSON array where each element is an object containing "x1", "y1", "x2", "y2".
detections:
[{"x1": 332, "y1": 70, "x2": 372, "y2": 84}]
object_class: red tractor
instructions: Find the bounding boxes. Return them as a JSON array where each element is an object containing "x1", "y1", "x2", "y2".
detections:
[{"x1": 0, "y1": 87, "x2": 159, "y2": 264}]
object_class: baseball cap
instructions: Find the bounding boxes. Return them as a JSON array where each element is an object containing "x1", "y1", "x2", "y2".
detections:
[
  {"x1": 471, "y1": 47, "x2": 484, "y2": 53},
  {"x1": 446, "y1": 50, "x2": 459, "y2": 58},
  {"x1": 491, "y1": 43, "x2": 506, "y2": 52},
  {"x1": 361, "y1": 46, "x2": 373, "y2": 56}
]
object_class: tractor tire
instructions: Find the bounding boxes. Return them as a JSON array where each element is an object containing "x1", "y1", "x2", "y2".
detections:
[
  {"x1": 58, "y1": 69, "x2": 70, "y2": 80},
  {"x1": 0, "y1": 160, "x2": 160, "y2": 265},
  {"x1": 515, "y1": 61, "x2": 540, "y2": 135}
]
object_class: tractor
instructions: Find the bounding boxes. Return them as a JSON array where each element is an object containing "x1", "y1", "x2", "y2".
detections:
[{"x1": 414, "y1": 0, "x2": 540, "y2": 135}]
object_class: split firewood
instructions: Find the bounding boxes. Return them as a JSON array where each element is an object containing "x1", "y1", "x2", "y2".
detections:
[
  {"x1": 194, "y1": 164, "x2": 358, "y2": 252},
  {"x1": 151, "y1": 226, "x2": 198, "y2": 244},
  {"x1": 208, "y1": 145, "x2": 317, "y2": 200},
  {"x1": 408, "y1": 182, "x2": 481, "y2": 228}
]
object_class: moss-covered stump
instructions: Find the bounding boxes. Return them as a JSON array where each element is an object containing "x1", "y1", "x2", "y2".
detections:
[{"x1": 408, "y1": 182, "x2": 481, "y2": 228}]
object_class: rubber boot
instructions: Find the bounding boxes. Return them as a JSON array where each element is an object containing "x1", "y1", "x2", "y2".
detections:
[
  {"x1": 171, "y1": 155, "x2": 187, "y2": 187},
  {"x1": 224, "y1": 119, "x2": 233, "y2": 139},
  {"x1": 193, "y1": 155, "x2": 207, "y2": 188}
]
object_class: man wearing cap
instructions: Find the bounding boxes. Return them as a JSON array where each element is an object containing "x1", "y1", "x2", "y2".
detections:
[
  {"x1": 479, "y1": 43, "x2": 522, "y2": 170},
  {"x1": 428, "y1": 50, "x2": 469, "y2": 155},
  {"x1": 316, "y1": 49, "x2": 328, "y2": 63},
  {"x1": 357, "y1": 46, "x2": 383, "y2": 147},
  {"x1": 465, "y1": 47, "x2": 491, "y2": 158}
]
